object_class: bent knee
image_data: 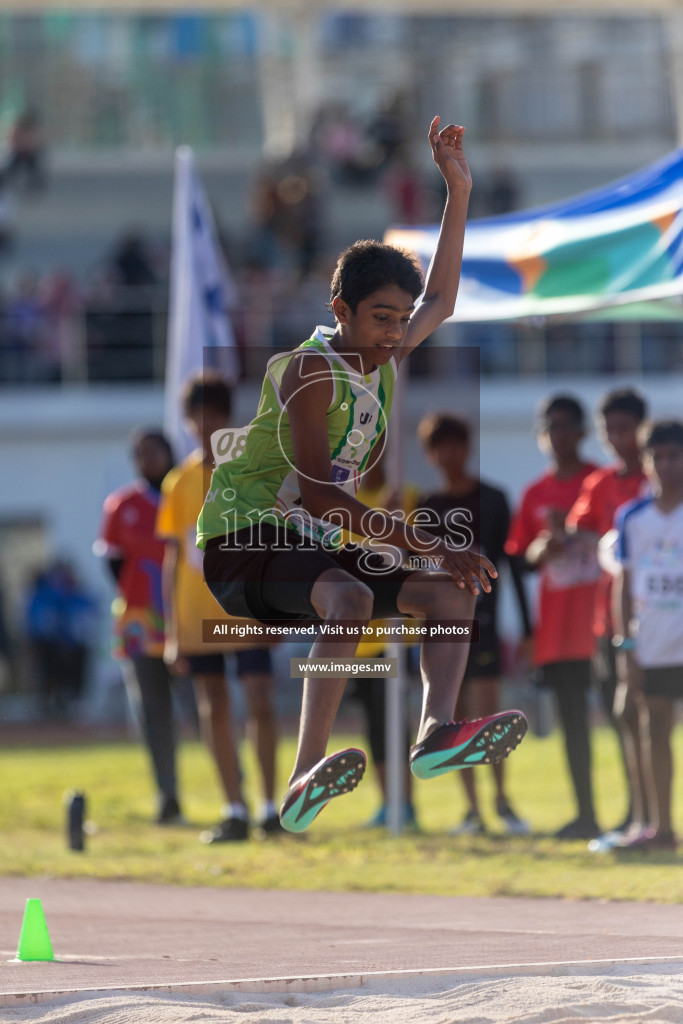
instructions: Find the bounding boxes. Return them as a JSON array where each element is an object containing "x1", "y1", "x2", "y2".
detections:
[
  {"x1": 327, "y1": 579, "x2": 374, "y2": 621},
  {"x1": 419, "y1": 580, "x2": 476, "y2": 619}
]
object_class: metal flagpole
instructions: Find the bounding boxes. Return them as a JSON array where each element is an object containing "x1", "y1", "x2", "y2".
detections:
[{"x1": 384, "y1": 368, "x2": 407, "y2": 836}]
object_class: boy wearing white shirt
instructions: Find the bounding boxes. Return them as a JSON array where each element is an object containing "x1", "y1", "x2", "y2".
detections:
[{"x1": 614, "y1": 420, "x2": 683, "y2": 851}]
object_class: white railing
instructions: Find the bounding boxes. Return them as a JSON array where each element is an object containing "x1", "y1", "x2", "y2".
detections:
[{"x1": 1, "y1": 295, "x2": 682, "y2": 387}]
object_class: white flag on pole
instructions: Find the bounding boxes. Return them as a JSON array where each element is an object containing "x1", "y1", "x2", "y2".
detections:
[{"x1": 165, "y1": 145, "x2": 240, "y2": 457}]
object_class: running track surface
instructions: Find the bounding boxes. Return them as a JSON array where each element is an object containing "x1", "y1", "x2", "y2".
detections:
[{"x1": 1, "y1": 879, "x2": 682, "y2": 1004}]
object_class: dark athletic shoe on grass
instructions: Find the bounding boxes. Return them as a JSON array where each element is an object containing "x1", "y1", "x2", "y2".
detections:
[
  {"x1": 555, "y1": 816, "x2": 600, "y2": 841},
  {"x1": 409, "y1": 711, "x2": 528, "y2": 780},
  {"x1": 280, "y1": 748, "x2": 366, "y2": 834},
  {"x1": 156, "y1": 795, "x2": 185, "y2": 826},
  {"x1": 258, "y1": 812, "x2": 286, "y2": 836},
  {"x1": 199, "y1": 816, "x2": 249, "y2": 843}
]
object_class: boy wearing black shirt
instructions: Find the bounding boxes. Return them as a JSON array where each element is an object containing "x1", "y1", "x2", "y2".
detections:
[{"x1": 418, "y1": 412, "x2": 532, "y2": 835}]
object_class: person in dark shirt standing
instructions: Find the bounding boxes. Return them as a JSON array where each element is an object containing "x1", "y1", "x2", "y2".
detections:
[{"x1": 417, "y1": 412, "x2": 532, "y2": 835}]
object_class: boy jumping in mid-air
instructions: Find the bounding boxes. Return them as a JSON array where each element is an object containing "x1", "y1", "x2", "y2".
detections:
[{"x1": 197, "y1": 117, "x2": 527, "y2": 832}]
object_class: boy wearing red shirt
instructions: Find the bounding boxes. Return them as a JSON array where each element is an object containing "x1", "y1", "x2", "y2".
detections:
[
  {"x1": 507, "y1": 395, "x2": 600, "y2": 839},
  {"x1": 566, "y1": 389, "x2": 649, "y2": 845}
]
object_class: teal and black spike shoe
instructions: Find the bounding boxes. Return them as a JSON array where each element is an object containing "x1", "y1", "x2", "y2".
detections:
[
  {"x1": 279, "y1": 748, "x2": 366, "y2": 833},
  {"x1": 410, "y1": 711, "x2": 527, "y2": 780}
]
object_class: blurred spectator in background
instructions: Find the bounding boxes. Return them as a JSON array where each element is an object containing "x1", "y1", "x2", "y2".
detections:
[
  {"x1": 418, "y1": 412, "x2": 533, "y2": 837},
  {"x1": 95, "y1": 428, "x2": 184, "y2": 826},
  {"x1": 1, "y1": 270, "x2": 85, "y2": 384},
  {"x1": 79, "y1": 229, "x2": 163, "y2": 383},
  {"x1": 487, "y1": 168, "x2": 520, "y2": 216},
  {"x1": 506, "y1": 395, "x2": 602, "y2": 840},
  {"x1": 25, "y1": 559, "x2": 97, "y2": 719},
  {"x1": 232, "y1": 257, "x2": 332, "y2": 368},
  {"x1": 311, "y1": 97, "x2": 410, "y2": 187},
  {"x1": 3, "y1": 109, "x2": 46, "y2": 193},
  {"x1": 4, "y1": 272, "x2": 50, "y2": 382},
  {"x1": 25, "y1": 567, "x2": 62, "y2": 716},
  {"x1": 248, "y1": 172, "x2": 284, "y2": 271},
  {"x1": 311, "y1": 103, "x2": 366, "y2": 185},
  {"x1": 613, "y1": 420, "x2": 683, "y2": 852},
  {"x1": 382, "y1": 148, "x2": 426, "y2": 225},
  {"x1": 0, "y1": 268, "x2": 86, "y2": 385},
  {"x1": 248, "y1": 158, "x2": 324, "y2": 278},
  {"x1": 111, "y1": 231, "x2": 158, "y2": 289},
  {"x1": 367, "y1": 90, "x2": 409, "y2": 168},
  {"x1": 157, "y1": 371, "x2": 281, "y2": 842},
  {"x1": 39, "y1": 269, "x2": 84, "y2": 382},
  {"x1": 566, "y1": 388, "x2": 651, "y2": 849}
]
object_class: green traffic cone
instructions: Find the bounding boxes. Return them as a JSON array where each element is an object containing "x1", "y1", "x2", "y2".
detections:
[{"x1": 15, "y1": 898, "x2": 55, "y2": 961}]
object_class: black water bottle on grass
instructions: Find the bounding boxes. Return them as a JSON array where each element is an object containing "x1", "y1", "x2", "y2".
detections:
[{"x1": 66, "y1": 790, "x2": 86, "y2": 851}]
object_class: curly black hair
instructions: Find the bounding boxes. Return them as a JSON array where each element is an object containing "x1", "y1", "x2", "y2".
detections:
[{"x1": 329, "y1": 240, "x2": 424, "y2": 313}]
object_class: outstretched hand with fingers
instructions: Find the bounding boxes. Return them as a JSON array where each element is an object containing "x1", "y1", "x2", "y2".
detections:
[
  {"x1": 429, "y1": 116, "x2": 471, "y2": 194},
  {"x1": 438, "y1": 544, "x2": 498, "y2": 595}
]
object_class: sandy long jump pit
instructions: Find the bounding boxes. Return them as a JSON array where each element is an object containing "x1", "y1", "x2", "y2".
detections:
[{"x1": 1, "y1": 879, "x2": 682, "y2": 1022}]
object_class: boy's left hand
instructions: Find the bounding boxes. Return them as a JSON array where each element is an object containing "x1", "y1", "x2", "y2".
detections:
[
  {"x1": 429, "y1": 116, "x2": 471, "y2": 195},
  {"x1": 438, "y1": 542, "x2": 497, "y2": 595}
]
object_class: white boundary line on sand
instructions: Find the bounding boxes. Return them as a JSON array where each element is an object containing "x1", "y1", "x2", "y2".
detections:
[{"x1": 2, "y1": 955, "x2": 683, "y2": 1007}]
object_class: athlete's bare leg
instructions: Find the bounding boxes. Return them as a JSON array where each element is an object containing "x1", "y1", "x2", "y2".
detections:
[
  {"x1": 288, "y1": 568, "x2": 373, "y2": 783},
  {"x1": 396, "y1": 570, "x2": 476, "y2": 743}
]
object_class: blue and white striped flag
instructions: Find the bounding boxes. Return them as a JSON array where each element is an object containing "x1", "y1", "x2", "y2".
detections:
[{"x1": 165, "y1": 145, "x2": 240, "y2": 456}]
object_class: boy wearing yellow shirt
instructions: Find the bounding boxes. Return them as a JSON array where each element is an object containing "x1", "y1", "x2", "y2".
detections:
[{"x1": 157, "y1": 372, "x2": 280, "y2": 842}]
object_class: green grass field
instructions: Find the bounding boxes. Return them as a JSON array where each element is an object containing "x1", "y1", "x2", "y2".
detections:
[{"x1": 1, "y1": 726, "x2": 681, "y2": 901}]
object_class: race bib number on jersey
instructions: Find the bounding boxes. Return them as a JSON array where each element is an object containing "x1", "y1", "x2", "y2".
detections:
[
  {"x1": 633, "y1": 569, "x2": 683, "y2": 611},
  {"x1": 211, "y1": 426, "x2": 251, "y2": 467}
]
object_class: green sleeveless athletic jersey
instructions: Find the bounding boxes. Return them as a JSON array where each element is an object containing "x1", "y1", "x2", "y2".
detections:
[{"x1": 196, "y1": 326, "x2": 397, "y2": 549}]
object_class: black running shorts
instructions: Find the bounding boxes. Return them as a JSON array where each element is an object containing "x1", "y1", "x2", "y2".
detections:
[
  {"x1": 203, "y1": 523, "x2": 414, "y2": 625},
  {"x1": 642, "y1": 665, "x2": 683, "y2": 700},
  {"x1": 186, "y1": 648, "x2": 273, "y2": 676}
]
